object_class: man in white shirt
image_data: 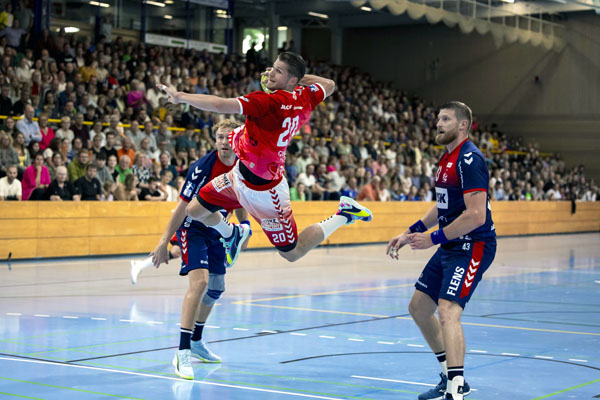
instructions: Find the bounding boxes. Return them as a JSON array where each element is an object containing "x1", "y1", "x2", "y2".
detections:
[{"x1": 0, "y1": 165, "x2": 22, "y2": 200}]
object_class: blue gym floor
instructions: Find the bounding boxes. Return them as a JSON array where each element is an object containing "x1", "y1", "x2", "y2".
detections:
[{"x1": 1, "y1": 233, "x2": 599, "y2": 399}]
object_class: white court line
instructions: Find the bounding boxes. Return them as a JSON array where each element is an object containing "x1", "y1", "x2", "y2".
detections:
[
  {"x1": 147, "y1": 321, "x2": 163, "y2": 325},
  {"x1": 261, "y1": 330, "x2": 277, "y2": 334},
  {"x1": 206, "y1": 325, "x2": 220, "y2": 329},
  {"x1": 569, "y1": 359, "x2": 588, "y2": 362},
  {"x1": 34, "y1": 314, "x2": 50, "y2": 318},
  {"x1": 469, "y1": 350, "x2": 487, "y2": 353},
  {"x1": 233, "y1": 328, "x2": 249, "y2": 331},
  {"x1": 0, "y1": 356, "x2": 342, "y2": 400},
  {"x1": 501, "y1": 353, "x2": 521, "y2": 356},
  {"x1": 91, "y1": 317, "x2": 107, "y2": 321},
  {"x1": 407, "y1": 344, "x2": 425, "y2": 348},
  {"x1": 377, "y1": 342, "x2": 395, "y2": 345},
  {"x1": 119, "y1": 319, "x2": 134, "y2": 323},
  {"x1": 348, "y1": 338, "x2": 364, "y2": 342},
  {"x1": 6, "y1": 313, "x2": 21, "y2": 316},
  {"x1": 534, "y1": 356, "x2": 554, "y2": 359},
  {"x1": 63, "y1": 316, "x2": 78, "y2": 319},
  {"x1": 351, "y1": 375, "x2": 435, "y2": 387},
  {"x1": 319, "y1": 336, "x2": 336, "y2": 339},
  {"x1": 290, "y1": 333, "x2": 306, "y2": 336}
]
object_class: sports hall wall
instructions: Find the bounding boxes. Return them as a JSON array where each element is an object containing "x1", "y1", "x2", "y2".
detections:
[
  {"x1": 0, "y1": 201, "x2": 598, "y2": 260},
  {"x1": 341, "y1": 13, "x2": 600, "y2": 181}
]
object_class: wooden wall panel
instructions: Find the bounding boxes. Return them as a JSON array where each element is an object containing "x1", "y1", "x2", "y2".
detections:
[{"x1": 0, "y1": 201, "x2": 598, "y2": 260}]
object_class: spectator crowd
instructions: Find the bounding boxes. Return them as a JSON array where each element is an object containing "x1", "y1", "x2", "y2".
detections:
[{"x1": 0, "y1": 10, "x2": 597, "y2": 203}]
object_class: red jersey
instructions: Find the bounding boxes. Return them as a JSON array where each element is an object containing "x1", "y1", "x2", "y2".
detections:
[{"x1": 232, "y1": 83, "x2": 326, "y2": 181}]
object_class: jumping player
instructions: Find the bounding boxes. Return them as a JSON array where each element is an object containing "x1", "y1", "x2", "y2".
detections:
[
  {"x1": 386, "y1": 102, "x2": 496, "y2": 400},
  {"x1": 149, "y1": 120, "x2": 251, "y2": 380},
  {"x1": 157, "y1": 52, "x2": 372, "y2": 268}
]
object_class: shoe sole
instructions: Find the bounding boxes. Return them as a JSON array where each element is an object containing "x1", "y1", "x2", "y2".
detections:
[
  {"x1": 172, "y1": 356, "x2": 194, "y2": 380},
  {"x1": 225, "y1": 226, "x2": 251, "y2": 268},
  {"x1": 418, "y1": 387, "x2": 471, "y2": 400},
  {"x1": 191, "y1": 353, "x2": 221, "y2": 363}
]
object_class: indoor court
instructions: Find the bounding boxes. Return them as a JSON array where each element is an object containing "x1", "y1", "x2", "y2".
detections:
[{"x1": 1, "y1": 233, "x2": 599, "y2": 400}]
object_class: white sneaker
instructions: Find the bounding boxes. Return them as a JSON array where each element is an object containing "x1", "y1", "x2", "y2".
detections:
[
  {"x1": 191, "y1": 340, "x2": 221, "y2": 363},
  {"x1": 130, "y1": 260, "x2": 141, "y2": 285},
  {"x1": 172, "y1": 349, "x2": 194, "y2": 380}
]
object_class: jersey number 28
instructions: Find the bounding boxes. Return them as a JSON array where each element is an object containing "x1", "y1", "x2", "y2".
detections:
[{"x1": 278, "y1": 116, "x2": 300, "y2": 147}]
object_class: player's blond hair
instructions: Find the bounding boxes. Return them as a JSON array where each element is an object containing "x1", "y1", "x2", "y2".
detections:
[{"x1": 213, "y1": 119, "x2": 242, "y2": 134}]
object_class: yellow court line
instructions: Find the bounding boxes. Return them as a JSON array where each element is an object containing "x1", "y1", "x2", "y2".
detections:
[
  {"x1": 458, "y1": 321, "x2": 600, "y2": 336},
  {"x1": 234, "y1": 284, "x2": 414, "y2": 304}
]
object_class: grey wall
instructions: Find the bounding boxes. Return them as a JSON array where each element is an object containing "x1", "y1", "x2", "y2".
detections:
[{"x1": 342, "y1": 12, "x2": 600, "y2": 180}]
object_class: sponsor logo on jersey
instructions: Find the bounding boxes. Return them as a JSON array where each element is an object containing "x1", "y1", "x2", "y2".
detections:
[
  {"x1": 261, "y1": 218, "x2": 283, "y2": 232},
  {"x1": 212, "y1": 174, "x2": 231, "y2": 192},
  {"x1": 309, "y1": 84, "x2": 318, "y2": 92},
  {"x1": 183, "y1": 182, "x2": 195, "y2": 198},
  {"x1": 240, "y1": 96, "x2": 249, "y2": 102},
  {"x1": 442, "y1": 172, "x2": 448, "y2": 183},
  {"x1": 436, "y1": 187, "x2": 448, "y2": 209},
  {"x1": 464, "y1": 152, "x2": 473, "y2": 165},
  {"x1": 447, "y1": 266, "x2": 465, "y2": 296},
  {"x1": 281, "y1": 104, "x2": 292, "y2": 110},
  {"x1": 446, "y1": 162, "x2": 453, "y2": 168},
  {"x1": 200, "y1": 260, "x2": 209, "y2": 265},
  {"x1": 293, "y1": 106, "x2": 303, "y2": 110}
]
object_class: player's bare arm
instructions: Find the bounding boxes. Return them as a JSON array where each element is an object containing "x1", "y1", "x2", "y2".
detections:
[
  {"x1": 299, "y1": 74, "x2": 336, "y2": 98},
  {"x1": 387, "y1": 204, "x2": 438, "y2": 259},
  {"x1": 150, "y1": 199, "x2": 188, "y2": 267},
  {"x1": 409, "y1": 191, "x2": 487, "y2": 250},
  {"x1": 157, "y1": 84, "x2": 241, "y2": 114}
]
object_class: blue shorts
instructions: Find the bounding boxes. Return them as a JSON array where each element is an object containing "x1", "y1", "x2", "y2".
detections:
[
  {"x1": 176, "y1": 227, "x2": 226, "y2": 276},
  {"x1": 415, "y1": 240, "x2": 496, "y2": 309}
]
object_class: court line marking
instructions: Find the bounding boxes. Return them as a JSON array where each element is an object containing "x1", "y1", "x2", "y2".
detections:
[
  {"x1": 233, "y1": 283, "x2": 415, "y2": 304},
  {"x1": 6, "y1": 313, "x2": 21, "y2": 316},
  {"x1": 531, "y1": 378, "x2": 600, "y2": 399},
  {"x1": 569, "y1": 359, "x2": 588, "y2": 362},
  {"x1": 351, "y1": 375, "x2": 435, "y2": 387},
  {"x1": 377, "y1": 342, "x2": 394, "y2": 345},
  {"x1": 319, "y1": 336, "x2": 336, "y2": 339},
  {"x1": 0, "y1": 391, "x2": 45, "y2": 399},
  {"x1": 0, "y1": 356, "x2": 344, "y2": 400},
  {"x1": 33, "y1": 315, "x2": 49, "y2": 318}
]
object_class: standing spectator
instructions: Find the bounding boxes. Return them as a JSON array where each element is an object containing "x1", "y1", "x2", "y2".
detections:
[
  {"x1": 42, "y1": 165, "x2": 78, "y2": 201},
  {"x1": 16, "y1": 105, "x2": 40, "y2": 146},
  {"x1": 75, "y1": 163, "x2": 102, "y2": 200},
  {"x1": 22, "y1": 152, "x2": 50, "y2": 200},
  {"x1": 67, "y1": 148, "x2": 89, "y2": 182},
  {"x1": 0, "y1": 164, "x2": 21, "y2": 200},
  {"x1": 37, "y1": 113, "x2": 54, "y2": 150}
]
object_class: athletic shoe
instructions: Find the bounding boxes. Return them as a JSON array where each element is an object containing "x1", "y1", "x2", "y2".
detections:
[
  {"x1": 130, "y1": 260, "x2": 141, "y2": 285},
  {"x1": 172, "y1": 349, "x2": 194, "y2": 380},
  {"x1": 336, "y1": 196, "x2": 373, "y2": 224},
  {"x1": 418, "y1": 373, "x2": 471, "y2": 400},
  {"x1": 220, "y1": 223, "x2": 250, "y2": 268},
  {"x1": 191, "y1": 340, "x2": 221, "y2": 363}
]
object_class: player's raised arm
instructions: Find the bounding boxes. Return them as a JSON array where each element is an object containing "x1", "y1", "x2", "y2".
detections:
[
  {"x1": 157, "y1": 84, "x2": 242, "y2": 114},
  {"x1": 299, "y1": 74, "x2": 336, "y2": 98}
]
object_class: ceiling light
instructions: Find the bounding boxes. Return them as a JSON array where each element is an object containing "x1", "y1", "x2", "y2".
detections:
[
  {"x1": 164, "y1": 15, "x2": 172, "y2": 19},
  {"x1": 308, "y1": 11, "x2": 329, "y2": 19},
  {"x1": 89, "y1": 1, "x2": 110, "y2": 7},
  {"x1": 500, "y1": 0, "x2": 515, "y2": 3},
  {"x1": 277, "y1": 26, "x2": 288, "y2": 31},
  {"x1": 144, "y1": 0, "x2": 165, "y2": 7},
  {"x1": 360, "y1": 6, "x2": 372, "y2": 11},
  {"x1": 165, "y1": 0, "x2": 174, "y2": 3},
  {"x1": 64, "y1": 26, "x2": 80, "y2": 33}
]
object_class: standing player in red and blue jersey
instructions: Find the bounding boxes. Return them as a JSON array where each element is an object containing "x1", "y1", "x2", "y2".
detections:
[
  {"x1": 157, "y1": 52, "x2": 372, "y2": 267},
  {"x1": 387, "y1": 102, "x2": 496, "y2": 400},
  {"x1": 149, "y1": 120, "x2": 251, "y2": 380}
]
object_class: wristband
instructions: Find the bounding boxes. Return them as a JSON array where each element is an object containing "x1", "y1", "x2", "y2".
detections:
[
  {"x1": 430, "y1": 228, "x2": 449, "y2": 245},
  {"x1": 240, "y1": 220, "x2": 252, "y2": 236},
  {"x1": 409, "y1": 220, "x2": 427, "y2": 233}
]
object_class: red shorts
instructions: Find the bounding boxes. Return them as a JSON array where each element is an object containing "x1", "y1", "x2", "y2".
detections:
[{"x1": 197, "y1": 162, "x2": 298, "y2": 251}]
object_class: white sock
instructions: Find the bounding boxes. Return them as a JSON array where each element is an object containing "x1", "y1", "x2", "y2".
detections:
[
  {"x1": 440, "y1": 360, "x2": 448, "y2": 376},
  {"x1": 137, "y1": 257, "x2": 154, "y2": 272},
  {"x1": 317, "y1": 215, "x2": 348, "y2": 240},
  {"x1": 210, "y1": 218, "x2": 234, "y2": 238}
]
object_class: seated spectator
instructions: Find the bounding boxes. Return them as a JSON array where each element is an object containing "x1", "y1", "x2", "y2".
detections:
[
  {"x1": 94, "y1": 152, "x2": 114, "y2": 186},
  {"x1": 117, "y1": 137, "x2": 135, "y2": 167},
  {"x1": 74, "y1": 163, "x2": 102, "y2": 201},
  {"x1": 546, "y1": 183, "x2": 562, "y2": 201},
  {"x1": 114, "y1": 173, "x2": 138, "y2": 201},
  {"x1": 67, "y1": 137, "x2": 83, "y2": 162},
  {"x1": 175, "y1": 126, "x2": 196, "y2": 153},
  {"x1": 101, "y1": 180, "x2": 116, "y2": 201},
  {"x1": 67, "y1": 148, "x2": 89, "y2": 182},
  {"x1": 22, "y1": 151, "x2": 49, "y2": 200},
  {"x1": 55, "y1": 116, "x2": 74, "y2": 151},
  {"x1": 131, "y1": 153, "x2": 151, "y2": 189},
  {"x1": 125, "y1": 119, "x2": 144, "y2": 150},
  {"x1": 0, "y1": 132, "x2": 18, "y2": 176},
  {"x1": 493, "y1": 181, "x2": 506, "y2": 201},
  {"x1": 0, "y1": 164, "x2": 21, "y2": 200},
  {"x1": 159, "y1": 152, "x2": 177, "y2": 186},
  {"x1": 158, "y1": 170, "x2": 178, "y2": 201},
  {"x1": 16, "y1": 104, "x2": 40, "y2": 146},
  {"x1": 89, "y1": 120, "x2": 106, "y2": 147},
  {"x1": 47, "y1": 150, "x2": 65, "y2": 181},
  {"x1": 341, "y1": 177, "x2": 359, "y2": 199},
  {"x1": 42, "y1": 165, "x2": 78, "y2": 201},
  {"x1": 115, "y1": 154, "x2": 132, "y2": 183},
  {"x1": 102, "y1": 130, "x2": 119, "y2": 161},
  {"x1": 357, "y1": 176, "x2": 382, "y2": 201},
  {"x1": 12, "y1": 131, "x2": 30, "y2": 170},
  {"x1": 72, "y1": 113, "x2": 90, "y2": 149},
  {"x1": 407, "y1": 185, "x2": 420, "y2": 201},
  {"x1": 140, "y1": 176, "x2": 166, "y2": 201},
  {"x1": 37, "y1": 113, "x2": 54, "y2": 150},
  {"x1": 289, "y1": 181, "x2": 307, "y2": 201}
]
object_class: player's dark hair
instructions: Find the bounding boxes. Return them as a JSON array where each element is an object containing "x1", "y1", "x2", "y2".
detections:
[
  {"x1": 278, "y1": 52, "x2": 306, "y2": 82},
  {"x1": 440, "y1": 101, "x2": 472, "y2": 132}
]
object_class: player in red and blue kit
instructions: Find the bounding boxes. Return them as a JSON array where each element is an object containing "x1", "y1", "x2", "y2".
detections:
[
  {"x1": 387, "y1": 102, "x2": 496, "y2": 400},
  {"x1": 158, "y1": 52, "x2": 372, "y2": 268},
  {"x1": 148, "y1": 120, "x2": 251, "y2": 380}
]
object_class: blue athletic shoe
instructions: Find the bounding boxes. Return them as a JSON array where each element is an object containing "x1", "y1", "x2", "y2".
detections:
[
  {"x1": 220, "y1": 223, "x2": 250, "y2": 268},
  {"x1": 190, "y1": 340, "x2": 221, "y2": 363},
  {"x1": 336, "y1": 196, "x2": 373, "y2": 224},
  {"x1": 418, "y1": 373, "x2": 471, "y2": 400}
]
